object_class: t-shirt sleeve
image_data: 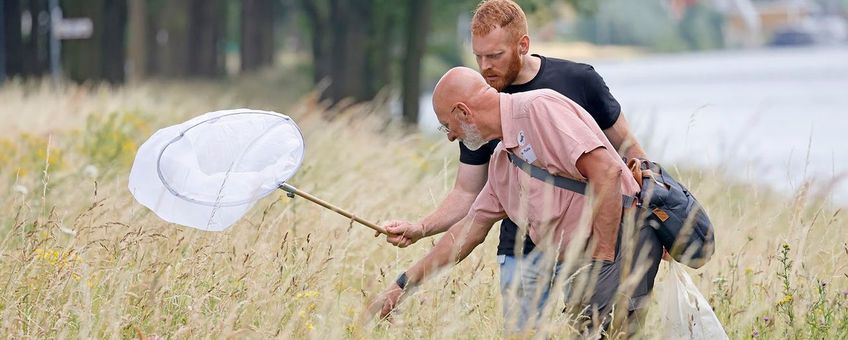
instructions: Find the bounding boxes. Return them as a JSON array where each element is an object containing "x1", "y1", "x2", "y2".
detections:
[
  {"x1": 458, "y1": 139, "x2": 498, "y2": 165},
  {"x1": 579, "y1": 65, "x2": 621, "y2": 130},
  {"x1": 531, "y1": 95, "x2": 606, "y2": 180},
  {"x1": 468, "y1": 180, "x2": 506, "y2": 225}
]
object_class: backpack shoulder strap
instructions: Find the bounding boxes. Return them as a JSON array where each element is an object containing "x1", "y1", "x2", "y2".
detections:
[{"x1": 507, "y1": 152, "x2": 636, "y2": 208}]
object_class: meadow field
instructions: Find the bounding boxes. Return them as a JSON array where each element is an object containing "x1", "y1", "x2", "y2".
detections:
[{"x1": 0, "y1": 77, "x2": 846, "y2": 339}]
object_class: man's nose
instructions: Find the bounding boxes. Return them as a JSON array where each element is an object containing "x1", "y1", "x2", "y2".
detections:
[
  {"x1": 480, "y1": 58, "x2": 492, "y2": 71},
  {"x1": 446, "y1": 133, "x2": 457, "y2": 142}
]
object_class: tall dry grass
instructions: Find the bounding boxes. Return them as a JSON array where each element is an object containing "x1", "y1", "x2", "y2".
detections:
[{"x1": 0, "y1": 78, "x2": 845, "y2": 339}]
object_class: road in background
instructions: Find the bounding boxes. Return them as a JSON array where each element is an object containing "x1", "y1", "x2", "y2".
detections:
[{"x1": 596, "y1": 46, "x2": 848, "y2": 204}]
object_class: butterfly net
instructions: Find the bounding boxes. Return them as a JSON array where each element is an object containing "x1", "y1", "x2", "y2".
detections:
[{"x1": 128, "y1": 109, "x2": 305, "y2": 231}]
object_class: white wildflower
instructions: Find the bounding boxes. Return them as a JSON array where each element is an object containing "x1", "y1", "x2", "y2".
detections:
[
  {"x1": 12, "y1": 184, "x2": 28, "y2": 195},
  {"x1": 83, "y1": 165, "x2": 99, "y2": 178},
  {"x1": 58, "y1": 225, "x2": 77, "y2": 236}
]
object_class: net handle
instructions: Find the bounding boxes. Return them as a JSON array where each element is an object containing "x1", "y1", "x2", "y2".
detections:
[{"x1": 280, "y1": 183, "x2": 386, "y2": 235}]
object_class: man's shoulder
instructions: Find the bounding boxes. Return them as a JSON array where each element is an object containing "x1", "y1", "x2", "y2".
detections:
[
  {"x1": 512, "y1": 90, "x2": 576, "y2": 121},
  {"x1": 537, "y1": 54, "x2": 594, "y2": 69},
  {"x1": 536, "y1": 54, "x2": 598, "y2": 78},
  {"x1": 514, "y1": 88, "x2": 569, "y2": 105}
]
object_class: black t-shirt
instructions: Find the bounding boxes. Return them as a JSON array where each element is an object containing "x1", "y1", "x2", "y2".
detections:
[{"x1": 459, "y1": 54, "x2": 622, "y2": 256}]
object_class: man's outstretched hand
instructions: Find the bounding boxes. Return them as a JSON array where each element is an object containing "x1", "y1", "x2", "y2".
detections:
[
  {"x1": 366, "y1": 282, "x2": 405, "y2": 321},
  {"x1": 383, "y1": 220, "x2": 426, "y2": 248}
]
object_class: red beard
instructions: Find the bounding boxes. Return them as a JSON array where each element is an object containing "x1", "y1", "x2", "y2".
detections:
[{"x1": 482, "y1": 48, "x2": 522, "y2": 91}]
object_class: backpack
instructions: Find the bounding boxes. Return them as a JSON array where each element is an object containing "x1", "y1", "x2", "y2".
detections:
[{"x1": 627, "y1": 159, "x2": 715, "y2": 268}]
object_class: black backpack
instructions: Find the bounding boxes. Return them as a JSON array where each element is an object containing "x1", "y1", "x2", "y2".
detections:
[{"x1": 628, "y1": 159, "x2": 715, "y2": 269}]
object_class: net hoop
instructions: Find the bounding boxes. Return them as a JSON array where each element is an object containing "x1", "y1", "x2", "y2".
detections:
[{"x1": 154, "y1": 110, "x2": 305, "y2": 207}]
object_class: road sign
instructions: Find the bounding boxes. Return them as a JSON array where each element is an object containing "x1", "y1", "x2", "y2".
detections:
[
  {"x1": 54, "y1": 18, "x2": 93, "y2": 40},
  {"x1": 47, "y1": 0, "x2": 94, "y2": 85}
]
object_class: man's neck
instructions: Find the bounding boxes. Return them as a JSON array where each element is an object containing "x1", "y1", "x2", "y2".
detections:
[
  {"x1": 513, "y1": 54, "x2": 541, "y2": 86},
  {"x1": 483, "y1": 92, "x2": 504, "y2": 141}
]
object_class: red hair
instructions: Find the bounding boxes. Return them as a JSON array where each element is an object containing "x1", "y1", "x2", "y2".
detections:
[{"x1": 471, "y1": 0, "x2": 528, "y2": 42}]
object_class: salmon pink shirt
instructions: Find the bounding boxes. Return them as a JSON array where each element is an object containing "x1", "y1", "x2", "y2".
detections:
[{"x1": 469, "y1": 90, "x2": 640, "y2": 261}]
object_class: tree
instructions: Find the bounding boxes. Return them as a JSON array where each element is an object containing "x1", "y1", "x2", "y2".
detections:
[
  {"x1": 20, "y1": 0, "x2": 51, "y2": 77},
  {"x1": 400, "y1": 0, "x2": 431, "y2": 125},
  {"x1": 143, "y1": 0, "x2": 226, "y2": 78},
  {"x1": 299, "y1": 0, "x2": 399, "y2": 106},
  {"x1": 326, "y1": 0, "x2": 374, "y2": 103},
  {"x1": 295, "y1": 0, "x2": 473, "y2": 120},
  {"x1": 127, "y1": 0, "x2": 147, "y2": 81},
  {"x1": 145, "y1": 0, "x2": 189, "y2": 77},
  {"x1": 2, "y1": 0, "x2": 24, "y2": 78},
  {"x1": 61, "y1": 0, "x2": 128, "y2": 83},
  {"x1": 101, "y1": 0, "x2": 128, "y2": 82},
  {"x1": 241, "y1": 0, "x2": 275, "y2": 72},
  {"x1": 298, "y1": 0, "x2": 330, "y2": 86},
  {"x1": 0, "y1": 3, "x2": 4, "y2": 82},
  {"x1": 187, "y1": 0, "x2": 225, "y2": 77}
]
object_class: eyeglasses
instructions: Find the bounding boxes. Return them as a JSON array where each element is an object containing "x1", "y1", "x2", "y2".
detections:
[{"x1": 437, "y1": 106, "x2": 460, "y2": 135}]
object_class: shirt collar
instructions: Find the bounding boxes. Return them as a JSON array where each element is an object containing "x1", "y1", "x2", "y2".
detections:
[{"x1": 499, "y1": 92, "x2": 519, "y2": 149}]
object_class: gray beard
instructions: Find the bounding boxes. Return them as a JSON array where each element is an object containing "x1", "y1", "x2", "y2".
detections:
[{"x1": 460, "y1": 120, "x2": 486, "y2": 151}]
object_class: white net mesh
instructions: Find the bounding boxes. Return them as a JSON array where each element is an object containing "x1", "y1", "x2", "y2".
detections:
[{"x1": 128, "y1": 109, "x2": 305, "y2": 231}]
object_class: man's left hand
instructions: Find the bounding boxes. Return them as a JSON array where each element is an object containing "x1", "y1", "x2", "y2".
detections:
[{"x1": 367, "y1": 283, "x2": 405, "y2": 321}]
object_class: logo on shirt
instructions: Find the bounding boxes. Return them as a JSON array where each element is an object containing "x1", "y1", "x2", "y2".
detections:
[
  {"x1": 519, "y1": 144, "x2": 537, "y2": 163},
  {"x1": 518, "y1": 130, "x2": 526, "y2": 146}
]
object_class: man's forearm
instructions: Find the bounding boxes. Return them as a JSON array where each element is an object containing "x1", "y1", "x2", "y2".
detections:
[
  {"x1": 603, "y1": 114, "x2": 648, "y2": 160},
  {"x1": 404, "y1": 217, "x2": 491, "y2": 288},
  {"x1": 418, "y1": 189, "x2": 479, "y2": 237},
  {"x1": 590, "y1": 168, "x2": 623, "y2": 255},
  {"x1": 621, "y1": 142, "x2": 647, "y2": 160}
]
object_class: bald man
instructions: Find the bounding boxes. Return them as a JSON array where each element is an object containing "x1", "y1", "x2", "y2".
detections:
[{"x1": 369, "y1": 67, "x2": 642, "y2": 335}]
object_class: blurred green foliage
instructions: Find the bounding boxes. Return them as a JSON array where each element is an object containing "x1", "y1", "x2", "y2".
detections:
[
  {"x1": 79, "y1": 111, "x2": 152, "y2": 170},
  {"x1": 0, "y1": 134, "x2": 66, "y2": 178},
  {"x1": 573, "y1": 0, "x2": 723, "y2": 52}
]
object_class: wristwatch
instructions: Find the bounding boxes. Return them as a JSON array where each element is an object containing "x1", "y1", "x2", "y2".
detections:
[{"x1": 395, "y1": 272, "x2": 408, "y2": 290}]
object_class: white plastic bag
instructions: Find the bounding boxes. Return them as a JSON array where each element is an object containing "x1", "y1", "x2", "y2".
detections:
[{"x1": 659, "y1": 261, "x2": 729, "y2": 339}]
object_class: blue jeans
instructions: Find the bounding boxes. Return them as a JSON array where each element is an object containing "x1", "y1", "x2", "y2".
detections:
[{"x1": 498, "y1": 252, "x2": 556, "y2": 333}]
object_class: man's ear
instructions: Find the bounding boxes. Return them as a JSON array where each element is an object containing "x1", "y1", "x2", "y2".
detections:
[
  {"x1": 455, "y1": 102, "x2": 472, "y2": 122},
  {"x1": 518, "y1": 35, "x2": 530, "y2": 55}
]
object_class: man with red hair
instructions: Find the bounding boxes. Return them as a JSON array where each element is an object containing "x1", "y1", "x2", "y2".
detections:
[{"x1": 380, "y1": 0, "x2": 662, "y2": 334}]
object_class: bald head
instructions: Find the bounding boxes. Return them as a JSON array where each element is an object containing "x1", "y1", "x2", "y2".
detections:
[
  {"x1": 431, "y1": 67, "x2": 502, "y2": 146},
  {"x1": 432, "y1": 67, "x2": 492, "y2": 117}
]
